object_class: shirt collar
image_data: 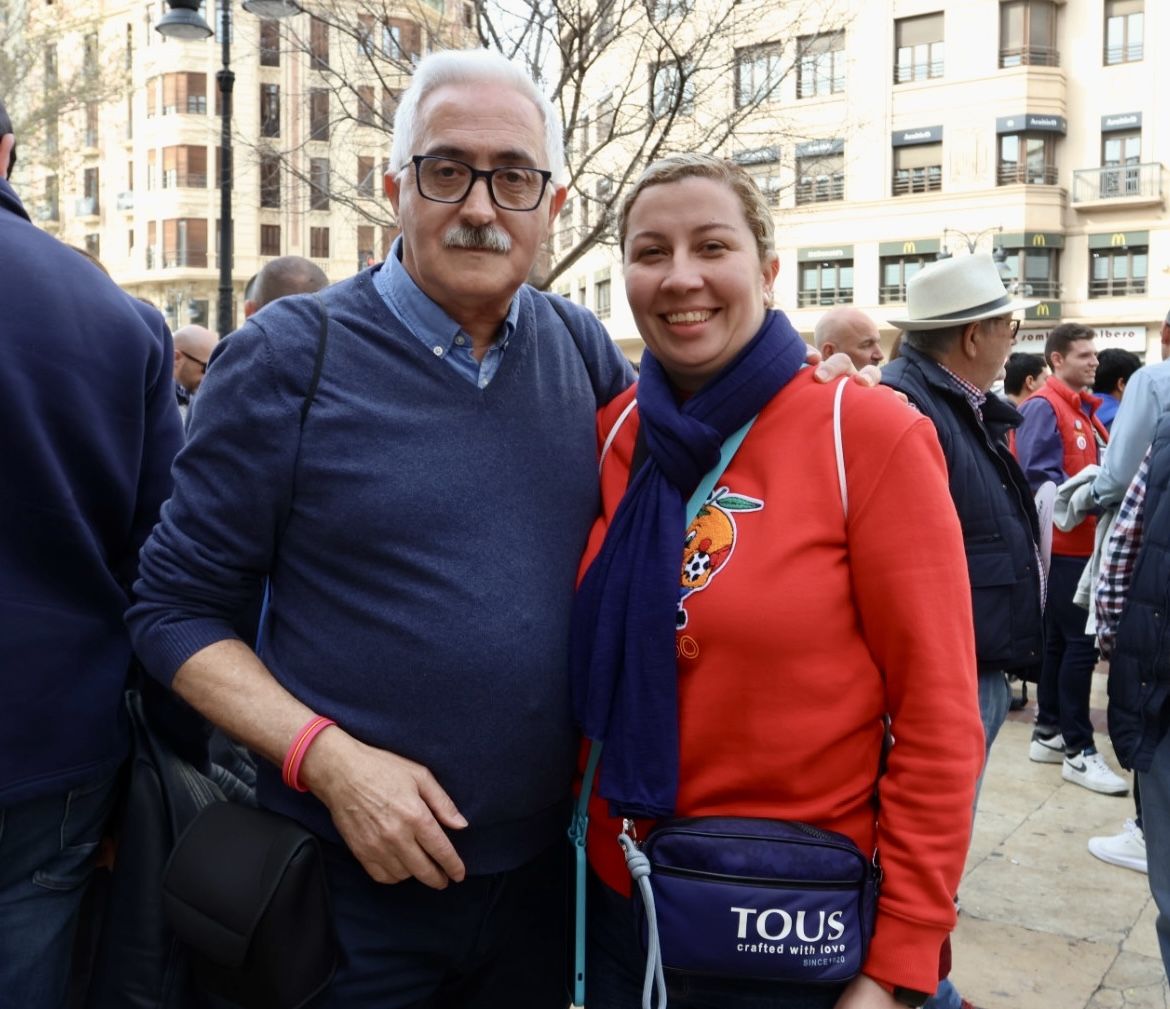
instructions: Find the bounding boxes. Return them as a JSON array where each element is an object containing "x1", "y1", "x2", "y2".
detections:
[
  {"x1": 936, "y1": 362, "x2": 988, "y2": 415},
  {"x1": 374, "y1": 236, "x2": 518, "y2": 353}
]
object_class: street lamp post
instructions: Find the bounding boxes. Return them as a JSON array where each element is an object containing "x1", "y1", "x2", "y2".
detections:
[
  {"x1": 938, "y1": 225, "x2": 1004, "y2": 258},
  {"x1": 155, "y1": 0, "x2": 299, "y2": 338}
]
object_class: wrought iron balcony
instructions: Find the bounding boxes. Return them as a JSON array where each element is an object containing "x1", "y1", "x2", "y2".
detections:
[{"x1": 1071, "y1": 163, "x2": 1163, "y2": 206}]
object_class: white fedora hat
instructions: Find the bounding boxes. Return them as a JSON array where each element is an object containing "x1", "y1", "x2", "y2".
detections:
[{"x1": 887, "y1": 253, "x2": 1037, "y2": 331}]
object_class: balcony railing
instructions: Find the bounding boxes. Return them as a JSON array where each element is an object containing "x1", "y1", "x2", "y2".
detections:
[
  {"x1": 75, "y1": 196, "x2": 99, "y2": 216},
  {"x1": 879, "y1": 284, "x2": 907, "y2": 304},
  {"x1": 1103, "y1": 43, "x2": 1142, "y2": 65},
  {"x1": 797, "y1": 288, "x2": 853, "y2": 307},
  {"x1": 162, "y1": 250, "x2": 209, "y2": 268},
  {"x1": 795, "y1": 176, "x2": 845, "y2": 205},
  {"x1": 893, "y1": 60, "x2": 943, "y2": 84},
  {"x1": 1071, "y1": 163, "x2": 1162, "y2": 205},
  {"x1": 892, "y1": 168, "x2": 942, "y2": 196},
  {"x1": 1006, "y1": 279, "x2": 1061, "y2": 299},
  {"x1": 999, "y1": 46, "x2": 1060, "y2": 68},
  {"x1": 997, "y1": 164, "x2": 1059, "y2": 186},
  {"x1": 1089, "y1": 277, "x2": 1146, "y2": 299}
]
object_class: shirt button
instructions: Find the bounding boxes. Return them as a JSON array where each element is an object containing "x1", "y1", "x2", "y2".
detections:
[
  {"x1": 432, "y1": 345, "x2": 443, "y2": 357},
  {"x1": 455, "y1": 335, "x2": 466, "y2": 346},
  {"x1": 479, "y1": 376, "x2": 488, "y2": 388}
]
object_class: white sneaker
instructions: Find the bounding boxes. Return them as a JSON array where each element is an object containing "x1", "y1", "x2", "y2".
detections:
[
  {"x1": 1062, "y1": 749, "x2": 1129, "y2": 795},
  {"x1": 1088, "y1": 819, "x2": 1147, "y2": 873},
  {"x1": 1029, "y1": 731, "x2": 1065, "y2": 764}
]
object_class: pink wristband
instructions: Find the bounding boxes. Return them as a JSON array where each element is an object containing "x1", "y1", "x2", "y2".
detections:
[{"x1": 282, "y1": 715, "x2": 337, "y2": 792}]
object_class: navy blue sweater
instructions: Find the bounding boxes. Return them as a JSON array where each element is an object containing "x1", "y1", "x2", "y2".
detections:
[
  {"x1": 128, "y1": 269, "x2": 633, "y2": 872},
  {"x1": 1, "y1": 179, "x2": 183, "y2": 805}
]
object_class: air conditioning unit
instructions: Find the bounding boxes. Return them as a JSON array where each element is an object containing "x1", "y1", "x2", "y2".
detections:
[
  {"x1": 75, "y1": 197, "x2": 98, "y2": 216},
  {"x1": 116, "y1": 191, "x2": 134, "y2": 210}
]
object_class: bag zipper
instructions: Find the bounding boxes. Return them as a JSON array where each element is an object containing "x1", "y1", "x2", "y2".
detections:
[{"x1": 650, "y1": 864, "x2": 865, "y2": 889}]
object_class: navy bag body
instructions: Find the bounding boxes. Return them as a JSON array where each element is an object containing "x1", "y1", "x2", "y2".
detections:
[{"x1": 635, "y1": 817, "x2": 880, "y2": 984}]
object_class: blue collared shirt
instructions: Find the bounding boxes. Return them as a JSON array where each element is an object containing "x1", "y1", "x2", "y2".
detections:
[{"x1": 372, "y1": 237, "x2": 517, "y2": 389}]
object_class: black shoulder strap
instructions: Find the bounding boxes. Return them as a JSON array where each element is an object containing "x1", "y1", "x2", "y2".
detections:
[
  {"x1": 300, "y1": 294, "x2": 329, "y2": 427},
  {"x1": 541, "y1": 291, "x2": 609, "y2": 407}
]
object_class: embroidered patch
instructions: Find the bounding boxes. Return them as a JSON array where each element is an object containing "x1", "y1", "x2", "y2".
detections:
[{"x1": 677, "y1": 485, "x2": 763, "y2": 629}]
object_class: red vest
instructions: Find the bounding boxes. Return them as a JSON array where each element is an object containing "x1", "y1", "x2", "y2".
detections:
[{"x1": 1033, "y1": 377, "x2": 1108, "y2": 556}]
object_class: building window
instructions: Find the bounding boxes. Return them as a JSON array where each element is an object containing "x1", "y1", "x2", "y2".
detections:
[
  {"x1": 651, "y1": 0, "x2": 691, "y2": 18},
  {"x1": 85, "y1": 233, "x2": 100, "y2": 259},
  {"x1": 998, "y1": 133, "x2": 1057, "y2": 185},
  {"x1": 162, "y1": 145, "x2": 208, "y2": 188},
  {"x1": 749, "y1": 168, "x2": 782, "y2": 207},
  {"x1": 357, "y1": 225, "x2": 375, "y2": 270},
  {"x1": 999, "y1": 1, "x2": 1058, "y2": 67},
  {"x1": 45, "y1": 175, "x2": 59, "y2": 221},
  {"x1": 84, "y1": 101, "x2": 99, "y2": 147},
  {"x1": 577, "y1": 283, "x2": 587, "y2": 306},
  {"x1": 382, "y1": 88, "x2": 400, "y2": 124},
  {"x1": 1104, "y1": 0, "x2": 1142, "y2": 65},
  {"x1": 357, "y1": 85, "x2": 376, "y2": 126},
  {"x1": 735, "y1": 43, "x2": 783, "y2": 108},
  {"x1": 595, "y1": 277, "x2": 611, "y2": 320},
  {"x1": 83, "y1": 32, "x2": 98, "y2": 79},
  {"x1": 44, "y1": 43, "x2": 57, "y2": 91},
  {"x1": 259, "y1": 154, "x2": 281, "y2": 207},
  {"x1": 894, "y1": 14, "x2": 944, "y2": 83},
  {"x1": 310, "y1": 158, "x2": 330, "y2": 210},
  {"x1": 82, "y1": 167, "x2": 100, "y2": 214},
  {"x1": 650, "y1": 60, "x2": 694, "y2": 117},
  {"x1": 259, "y1": 19, "x2": 280, "y2": 66},
  {"x1": 357, "y1": 155, "x2": 375, "y2": 196},
  {"x1": 595, "y1": 93, "x2": 615, "y2": 145},
  {"x1": 356, "y1": 14, "x2": 374, "y2": 54},
  {"x1": 260, "y1": 224, "x2": 281, "y2": 256},
  {"x1": 310, "y1": 226, "x2": 330, "y2": 259},
  {"x1": 309, "y1": 89, "x2": 329, "y2": 141},
  {"x1": 162, "y1": 218, "x2": 208, "y2": 268},
  {"x1": 795, "y1": 153, "x2": 844, "y2": 204},
  {"x1": 999, "y1": 247, "x2": 1061, "y2": 299},
  {"x1": 1100, "y1": 129, "x2": 1142, "y2": 196},
  {"x1": 310, "y1": 17, "x2": 329, "y2": 69},
  {"x1": 1090, "y1": 245, "x2": 1147, "y2": 297},
  {"x1": 382, "y1": 18, "x2": 421, "y2": 60},
  {"x1": 880, "y1": 253, "x2": 932, "y2": 304},
  {"x1": 558, "y1": 198, "x2": 574, "y2": 252},
  {"x1": 798, "y1": 259, "x2": 854, "y2": 307},
  {"x1": 892, "y1": 144, "x2": 942, "y2": 195},
  {"x1": 162, "y1": 73, "x2": 207, "y2": 115},
  {"x1": 797, "y1": 31, "x2": 844, "y2": 97},
  {"x1": 260, "y1": 84, "x2": 280, "y2": 137}
]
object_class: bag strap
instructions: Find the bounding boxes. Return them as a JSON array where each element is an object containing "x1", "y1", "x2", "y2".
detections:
[
  {"x1": 569, "y1": 415, "x2": 757, "y2": 1008},
  {"x1": 833, "y1": 377, "x2": 848, "y2": 519}
]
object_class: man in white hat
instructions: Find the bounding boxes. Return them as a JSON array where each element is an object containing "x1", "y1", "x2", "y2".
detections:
[{"x1": 882, "y1": 253, "x2": 1043, "y2": 1009}]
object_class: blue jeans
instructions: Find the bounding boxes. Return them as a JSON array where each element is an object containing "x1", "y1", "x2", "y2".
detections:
[
  {"x1": 921, "y1": 670, "x2": 1010, "y2": 1009},
  {"x1": 1138, "y1": 728, "x2": 1170, "y2": 974},
  {"x1": 0, "y1": 772, "x2": 121, "y2": 1009},
  {"x1": 310, "y1": 839, "x2": 569, "y2": 1009},
  {"x1": 1036, "y1": 555, "x2": 1099, "y2": 753},
  {"x1": 586, "y1": 871, "x2": 846, "y2": 1009}
]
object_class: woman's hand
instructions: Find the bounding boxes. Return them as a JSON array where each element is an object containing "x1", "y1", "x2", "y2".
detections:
[
  {"x1": 833, "y1": 974, "x2": 904, "y2": 1009},
  {"x1": 807, "y1": 349, "x2": 883, "y2": 388}
]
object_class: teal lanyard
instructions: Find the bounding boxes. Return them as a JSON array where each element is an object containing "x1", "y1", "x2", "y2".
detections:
[{"x1": 568, "y1": 414, "x2": 757, "y2": 1007}]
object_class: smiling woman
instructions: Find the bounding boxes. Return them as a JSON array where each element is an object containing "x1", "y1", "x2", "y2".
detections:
[{"x1": 570, "y1": 154, "x2": 986, "y2": 1009}]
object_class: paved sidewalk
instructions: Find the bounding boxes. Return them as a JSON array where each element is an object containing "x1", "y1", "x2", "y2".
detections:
[{"x1": 949, "y1": 667, "x2": 1168, "y2": 1008}]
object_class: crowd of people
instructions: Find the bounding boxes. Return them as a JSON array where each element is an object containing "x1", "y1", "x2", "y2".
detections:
[{"x1": 2, "y1": 43, "x2": 1169, "y2": 1009}]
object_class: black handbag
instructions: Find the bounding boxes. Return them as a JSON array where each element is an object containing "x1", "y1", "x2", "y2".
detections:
[{"x1": 162, "y1": 801, "x2": 337, "y2": 1009}]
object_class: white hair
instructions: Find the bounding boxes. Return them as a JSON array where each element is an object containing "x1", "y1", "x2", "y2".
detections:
[{"x1": 389, "y1": 48, "x2": 565, "y2": 185}]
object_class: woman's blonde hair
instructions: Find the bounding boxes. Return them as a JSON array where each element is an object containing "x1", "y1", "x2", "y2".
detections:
[{"x1": 617, "y1": 153, "x2": 777, "y2": 267}]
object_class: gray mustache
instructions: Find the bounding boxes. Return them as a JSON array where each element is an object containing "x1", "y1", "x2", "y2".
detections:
[{"x1": 442, "y1": 225, "x2": 512, "y2": 253}]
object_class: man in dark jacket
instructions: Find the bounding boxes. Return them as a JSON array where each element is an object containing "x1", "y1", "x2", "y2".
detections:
[
  {"x1": 883, "y1": 253, "x2": 1043, "y2": 1009},
  {"x1": 0, "y1": 100, "x2": 184, "y2": 1005},
  {"x1": 1096, "y1": 414, "x2": 1170, "y2": 974}
]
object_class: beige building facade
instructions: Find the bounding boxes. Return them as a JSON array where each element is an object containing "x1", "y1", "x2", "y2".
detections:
[
  {"x1": 7, "y1": 0, "x2": 467, "y2": 333},
  {"x1": 558, "y1": 0, "x2": 1167, "y2": 362}
]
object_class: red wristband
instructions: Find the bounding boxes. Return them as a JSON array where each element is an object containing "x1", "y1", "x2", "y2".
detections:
[{"x1": 282, "y1": 715, "x2": 337, "y2": 792}]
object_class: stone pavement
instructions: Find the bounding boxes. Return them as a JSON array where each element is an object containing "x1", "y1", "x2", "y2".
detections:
[{"x1": 949, "y1": 666, "x2": 1168, "y2": 1009}]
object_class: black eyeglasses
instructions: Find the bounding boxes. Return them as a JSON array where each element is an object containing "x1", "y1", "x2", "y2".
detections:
[
  {"x1": 179, "y1": 350, "x2": 207, "y2": 374},
  {"x1": 1006, "y1": 318, "x2": 1021, "y2": 340},
  {"x1": 409, "y1": 155, "x2": 553, "y2": 211}
]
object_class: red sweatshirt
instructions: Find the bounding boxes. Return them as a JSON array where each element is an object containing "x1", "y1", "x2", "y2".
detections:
[{"x1": 579, "y1": 371, "x2": 984, "y2": 994}]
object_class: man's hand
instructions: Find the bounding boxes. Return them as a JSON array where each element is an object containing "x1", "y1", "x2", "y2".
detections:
[
  {"x1": 806, "y1": 348, "x2": 883, "y2": 388},
  {"x1": 300, "y1": 727, "x2": 468, "y2": 890},
  {"x1": 833, "y1": 974, "x2": 903, "y2": 1008}
]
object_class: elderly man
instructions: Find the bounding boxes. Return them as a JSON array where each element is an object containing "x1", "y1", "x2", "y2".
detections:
[
  {"x1": 815, "y1": 305, "x2": 885, "y2": 369},
  {"x1": 243, "y1": 255, "x2": 329, "y2": 318},
  {"x1": 172, "y1": 323, "x2": 217, "y2": 423},
  {"x1": 127, "y1": 50, "x2": 862, "y2": 1008},
  {"x1": 0, "y1": 99, "x2": 183, "y2": 1005},
  {"x1": 882, "y1": 254, "x2": 1043, "y2": 1009}
]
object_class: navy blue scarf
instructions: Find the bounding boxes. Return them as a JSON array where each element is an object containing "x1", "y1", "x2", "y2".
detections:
[{"x1": 569, "y1": 310, "x2": 808, "y2": 817}]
